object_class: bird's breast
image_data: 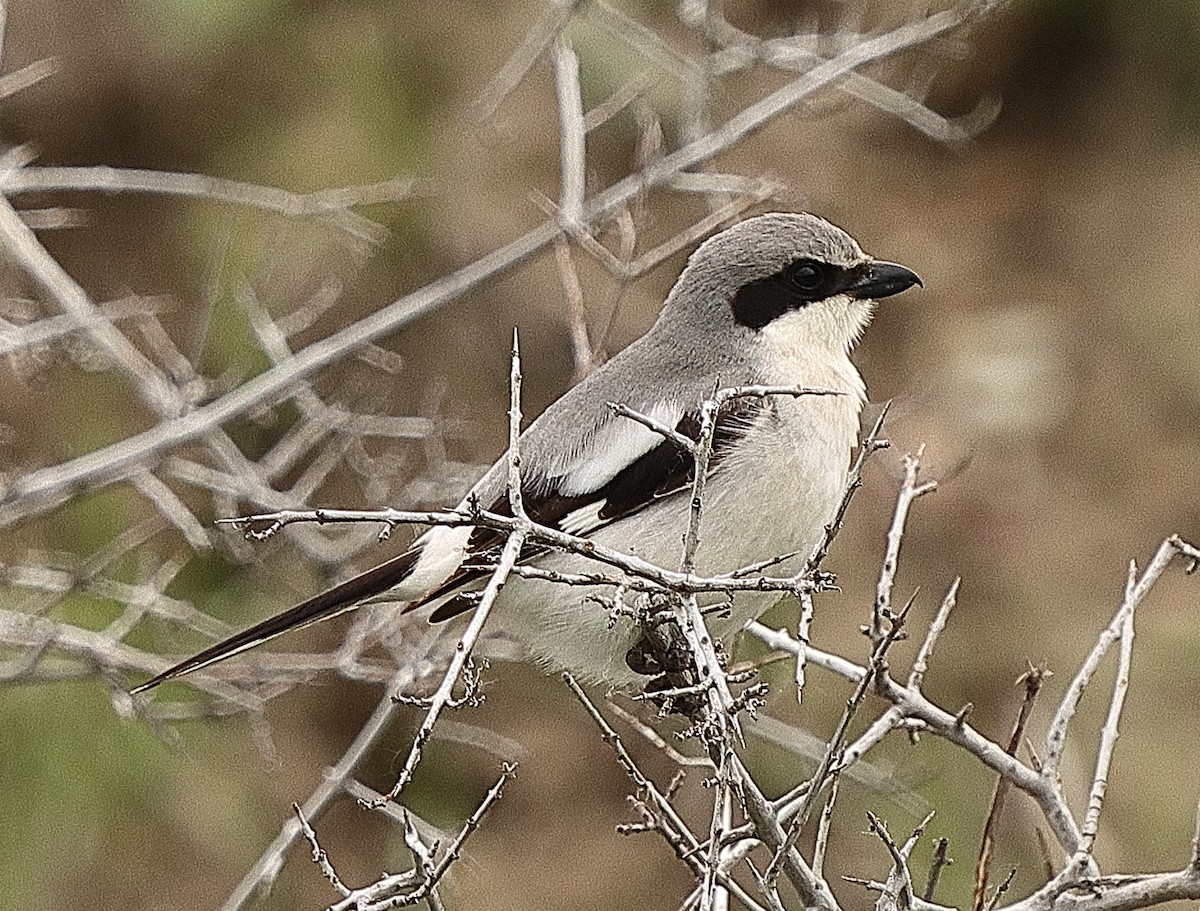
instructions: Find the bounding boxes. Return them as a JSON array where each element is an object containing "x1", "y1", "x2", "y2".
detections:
[{"x1": 694, "y1": 388, "x2": 860, "y2": 574}]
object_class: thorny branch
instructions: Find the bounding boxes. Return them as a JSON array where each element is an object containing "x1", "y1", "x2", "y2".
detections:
[
  {"x1": 764, "y1": 601, "x2": 914, "y2": 888},
  {"x1": 746, "y1": 535, "x2": 1200, "y2": 911},
  {"x1": 973, "y1": 665, "x2": 1050, "y2": 911},
  {"x1": 367, "y1": 335, "x2": 530, "y2": 808},
  {"x1": 214, "y1": 340, "x2": 536, "y2": 910},
  {"x1": 96, "y1": 487, "x2": 1200, "y2": 911}
]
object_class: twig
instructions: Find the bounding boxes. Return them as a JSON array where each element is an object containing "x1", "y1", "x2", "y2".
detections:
[
  {"x1": 222, "y1": 688, "x2": 399, "y2": 911},
  {"x1": 682, "y1": 382, "x2": 846, "y2": 575},
  {"x1": 1078, "y1": 567, "x2": 1138, "y2": 855},
  {"x1": 873, "y1": 449, "x2": 937, "y2": 647},
  {"x1": 804, "y1": 401, "x2": 892, "y2": 576},
  {"x1": 1, "y1": 165, "x2": 409, "y2": 247},
  {"x1": 608, "y1": 401, "x2": 696, "y2": 453},
  {"x1": 794, "y1": 589, "x2": 815, "y2": 703},
  {"x1": 811, "y1": 773, "x2": 840, "y2": 879},
  {"x1": 214, "y1": 503, "x2": 832, "y2": 598},
  {"x1": 368, "y1": 337, "x2": 528, "y2": 805},
  {"x1": 983, "y1": 867, "x2": 1017, "y2": 911},
  {"x1": 747, "y1": 621, "x2": 866, "y2": 684},
  {"x1": 0, "y1": 294, "x2": 172, "y2": 356},
  {"x1": 909, "y1": 578, "x2": 960, "y2": 691},
  {"x1": 554, "y1": 235, "x2": 598, "y2": 381},
  {"x1": 1044, "y1": 539, "x2": 1182, "y2": 782},
  {"x1": 472, "y1": 0, "x2": 581, "y2": 122},
  {"x1": 565, "y1": 674, "x2": 704, "y2": 868},
  {"x1": 320, "y1": 765, "x2": 513, "y2": 911},
  {"x1": 836, "y1": 577, "x2": 962, "y2": 771},
  {"x1": 867, "y1": 810, "x2": 933, "y2": 911},
  {"x1": 293, "y1": 804, "x2": 351, "y2": 898},
  {"x1": 430, "y1": 763, "x2": 517, "y2": 882},
  {"x1": 745, "y1": 620, "x2": 1088, "y2": 859},
  {"x1": 604, "y1": 699, "x2": 710, "y2": 767},
  {"x1": 582, "y1": 69, "x2": 659, "y2": 133},
  {"x1": 610, "y1": 189, "x2": 778, "y2": 280},
  {"x1": 731, "y1": 754, "x2": 839, "y2": 911},
  {"x1": 765, "y1": 602, "x2": 911, "y2": 885},
  {"x1": 925, "y1": 838, "x2": 952, "y2": 903},
  {"x1": 702, "y1": 757, "x2": 733, "y2": 911},
  {"x1": 0, "y1": 194, "x2": 182, "y2": 417},
  {"x1": 698, "y1": 11, "x2": 1000, "y2": 142},
  {"x1": 402, "y1": 810, "x2": 446, "y2": 911},
  {"x1": 972, "y1": 664, "x2": 1049, "y2": 911}
]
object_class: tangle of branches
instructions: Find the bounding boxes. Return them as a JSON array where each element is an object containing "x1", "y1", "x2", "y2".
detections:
[{"x1": 2, "y1": 2, "x2": 1197, "y2": 910}]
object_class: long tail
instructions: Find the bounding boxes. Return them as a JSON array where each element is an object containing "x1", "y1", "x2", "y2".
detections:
[{"x1": 130, "y1": 547, "x2": 422, "y2": 694}]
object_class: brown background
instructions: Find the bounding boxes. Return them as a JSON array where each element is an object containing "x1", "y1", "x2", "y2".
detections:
[{"x1": 1, "y1": 1, "x2": 1198, "y2": 909}]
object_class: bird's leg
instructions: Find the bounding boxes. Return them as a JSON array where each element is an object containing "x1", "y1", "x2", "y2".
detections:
[
  {"x1": 625, "y1": 593, "x2": 693, "y2": 675},
  {"x1": 624, "y1": 593, "x2": 713, "y2": 716},
  {"x1": 643, "y1": 672, "x2": 708, "y2": 719}
]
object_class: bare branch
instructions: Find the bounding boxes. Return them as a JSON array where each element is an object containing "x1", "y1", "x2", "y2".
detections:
[
  {"x1": 222, "y1": 690, "x2": 399, "y2": 911},
  {"x1": 608, "y1": 401, "x2": 696, "y2": 453},
  {"x1": 293, "y1": 804, "x2": 351, "y2": 899},
  {"x1": 552, "y1": 33, "x2": 587, "y2": 228},
  {"x1": 1078, "y1": 570, "x2": 1137, "y2": 856},
  {"x1": 812, "y1": 773, "x2": 840, "y2": 879},
  {"x1": 873, "y1": 449, "x2": 937, "y2": 646},
  {"x1": 0, "y1": 165, "x2": 410, "y2": 247},
  {"x1": 925, "y1": 838, "x2": 952, "y2": 904},
  {"x1": 909, "y1": 578, "x2": 960, "y2": 691},
  {"x1": 804, "y1": 402, "x2": 892, "y2": 576},
  {"x1": 866, "y1": 810, "x2": 933, "y2": 911},
  {"x1": 972, "y1": 664, "x2": 1049, "y2": 911},
  {"x1": 0, "y1": 195, "x2": 182, "y2": 417},
  {"x1": 766, "y1": 603, "x2": 912, "y2": 884},
  {"x1": 430, "y1": 763, "x2": 517, "y2": 883},
  {"x1": 368, "y1": 341, "x2": 528, "y2": 806},
  {"x1": 746, "y1": 621, "x2": 1087, "y2": 859},
  {"x1": 1044, "y1": 539, "x2": 1183, "y2": 781},
  {"x1": 554, "y1": 235, "x2": 598, "y2": 381},
  {"x1": 794, "y1": 589, "x2": 815, "y2": 703},
  {"x1": 472, "y1": 0, "x2": 581, "y2": 122},
  {"x1": 731, "y1": 754, "x2": 839, "y2": 911}
]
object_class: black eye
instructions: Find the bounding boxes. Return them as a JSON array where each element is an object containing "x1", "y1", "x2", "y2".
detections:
[{"x1": 786, "y1": 261, "x2": 826, "y2": 292}]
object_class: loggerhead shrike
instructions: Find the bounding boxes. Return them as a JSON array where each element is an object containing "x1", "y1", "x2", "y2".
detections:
[{"x1": 131, "y1": 212, "x2": 920, "y2": 694}]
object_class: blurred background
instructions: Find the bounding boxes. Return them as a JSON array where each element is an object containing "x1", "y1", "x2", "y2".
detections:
[{"x1": 1, "y1": 0, "x2": 1198, "y2": 909}]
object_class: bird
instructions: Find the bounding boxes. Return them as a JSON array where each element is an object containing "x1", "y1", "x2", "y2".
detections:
[{"x1": 131, "y1": 212, "x2": 920, "y2": 695}]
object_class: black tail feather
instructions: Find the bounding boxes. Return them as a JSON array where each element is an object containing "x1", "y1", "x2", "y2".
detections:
[{"x1": 130, "y1": 546, "x2": 422, "y2": 694}]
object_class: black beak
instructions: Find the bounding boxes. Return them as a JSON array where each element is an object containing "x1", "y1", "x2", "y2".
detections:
[{"x1": 847, "y1": 261, "x2": 923, "y2": 300}]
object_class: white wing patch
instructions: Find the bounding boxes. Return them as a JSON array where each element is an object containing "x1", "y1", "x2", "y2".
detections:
[
  {"x1": 558, "y1": 501, "x2": 606, "y2": 536},
  {"x1": 556, "y1": 399, "x2": 683, "y2": 495}
]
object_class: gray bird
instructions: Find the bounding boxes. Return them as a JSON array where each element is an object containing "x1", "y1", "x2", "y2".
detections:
[{"x1": 131, "y1": 212, "x2": 920, "y2": 694}]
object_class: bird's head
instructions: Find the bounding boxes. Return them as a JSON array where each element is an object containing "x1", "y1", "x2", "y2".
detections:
[{"x1": 661, "y1": 212, "x2": 921, "y2": 354}]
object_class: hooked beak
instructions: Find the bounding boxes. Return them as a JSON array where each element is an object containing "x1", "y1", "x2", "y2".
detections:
[{"x1": 847, "y1": 261, "x2": 923, "y2": 300}]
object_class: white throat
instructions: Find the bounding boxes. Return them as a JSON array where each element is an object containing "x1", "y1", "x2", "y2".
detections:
[{"x1": 756, "y1": 298, "x2": 872, "y2": 403}]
